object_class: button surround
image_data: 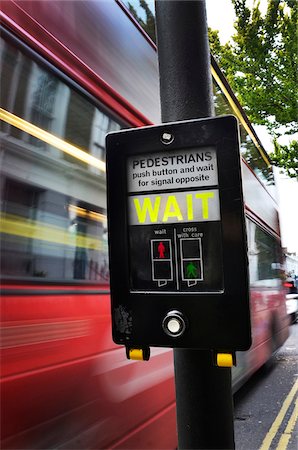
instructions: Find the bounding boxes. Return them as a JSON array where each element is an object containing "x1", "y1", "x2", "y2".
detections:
[{"x1": 162, "y1": 310, "x2": 186, "y2": 337}]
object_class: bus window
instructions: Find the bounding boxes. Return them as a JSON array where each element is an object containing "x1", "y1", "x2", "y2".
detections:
[
  {"x1": 0, "y1": 38, "x2": 122, "y2": 282},
  {"x1": 247, "y1": 219, "x2": 283, "y2": 287},
  {"x1": 0, "y1": 39, "x2": 121, "y2": 168}
]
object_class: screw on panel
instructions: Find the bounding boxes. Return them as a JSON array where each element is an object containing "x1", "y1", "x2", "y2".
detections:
[{"x1": 161, "y1": 132, "x2": 174, "y2": 145}]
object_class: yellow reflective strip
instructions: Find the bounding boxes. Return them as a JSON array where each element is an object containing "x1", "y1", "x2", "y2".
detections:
[
  {"x1": 260, "y1": 380, "x2": 298, "y2": 450},
  {"x1": 0, "y1": 213, "x2": 102, "y2": 251},
  {"x1": 211, "y1": 67, "x2": 271, "y2": 168},
  {"x1": 216, "y1": 353, "x2": 233, "y2": 367},
  {"x1": 0, "y1": 108, "x2": 106, "y2": 173},
  {"x1": 128, "y1": 349, "x2": 145, "y2": 361}
]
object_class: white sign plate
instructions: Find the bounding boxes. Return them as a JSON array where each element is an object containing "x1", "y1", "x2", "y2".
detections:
[{"x1": 127, "y1": 147, "x2": 218, "y2": 192}]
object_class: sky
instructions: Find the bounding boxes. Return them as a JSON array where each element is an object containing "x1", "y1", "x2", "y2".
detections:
[{"x1": 128, "y1": 0, "x2": 298, "y2": 254}]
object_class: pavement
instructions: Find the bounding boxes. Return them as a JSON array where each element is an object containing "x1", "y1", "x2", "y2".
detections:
[{"x1": 234, "y1": 323, "x2": 298, "y2": 450}]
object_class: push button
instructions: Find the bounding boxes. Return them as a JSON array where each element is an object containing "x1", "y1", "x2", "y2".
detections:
[{"x1": 162, "y1": 310, "x2": 186, "y2": 337}]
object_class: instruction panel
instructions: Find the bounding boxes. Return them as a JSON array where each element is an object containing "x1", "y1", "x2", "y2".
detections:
[
  {"x1": 127, "y1": 148, "x2": 223, "y2": 293},
  {"x1": 127, "y1": 147, "x2": 218, "y2": 192}
]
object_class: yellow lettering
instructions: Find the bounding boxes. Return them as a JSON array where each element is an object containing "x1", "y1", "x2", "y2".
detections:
[
  {"x1": 186, "y1": 194, "x2": 193, "y2": 220},
  {"x1": 195, "y1": 192, "x2": 214, "y2": 219},
  {"x1": 133, "y1": 197, "x2": 161, "y2": 223},
  {"x1": 163, "y1": 195, "x2": 183, "y2": 222}
]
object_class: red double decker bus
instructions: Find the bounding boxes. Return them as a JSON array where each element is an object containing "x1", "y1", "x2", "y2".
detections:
[{"x1": 0, "y1": 1, "x2": 289, "y2": 448}]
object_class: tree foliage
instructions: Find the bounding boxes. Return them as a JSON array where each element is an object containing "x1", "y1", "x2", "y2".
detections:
[
  {"x1": 271, "y1": 140, "x2": 298, "y2": 178},
  {"x1": 209, "y1": 0, "x2": 297, "y2": 177},
  {"x1": 128, "y1": 0, "x2": 297, "y2": 177}
]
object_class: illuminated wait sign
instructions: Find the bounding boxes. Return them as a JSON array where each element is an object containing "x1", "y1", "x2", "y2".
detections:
[{"x1": 128, "y1": 190, "x2": 220, "y2": 225}]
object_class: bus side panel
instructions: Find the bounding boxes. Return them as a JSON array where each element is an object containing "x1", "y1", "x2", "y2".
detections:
[
  {"x1": 249, "y1": 287, "x2": 289, "y2": 366},
  {"x1": 1, "y1": 0, "x2": 160, "y2": 124},
  {"x1": 242, "y1": 161, "x2": 279, "y2": 235},
  {"x1": 1, "y1": 290, "x2": 176, "y2": 449},
  {"x1": 1, "y1": 288, "x2": 111, "y2": 377}
]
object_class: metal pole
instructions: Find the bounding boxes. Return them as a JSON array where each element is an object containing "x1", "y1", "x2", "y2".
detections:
[{"x1": 155, "y1": 1, "x2": 235, "y2": 449}]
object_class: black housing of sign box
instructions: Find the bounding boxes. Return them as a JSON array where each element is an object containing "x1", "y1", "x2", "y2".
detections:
[{"x1": 106, "y1": 116, "x2": 251, "y2": 351}]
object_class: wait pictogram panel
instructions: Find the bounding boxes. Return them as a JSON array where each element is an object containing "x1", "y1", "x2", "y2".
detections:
[{"x1": 151, "y1": 239, "x2": 173, "y2": 287}]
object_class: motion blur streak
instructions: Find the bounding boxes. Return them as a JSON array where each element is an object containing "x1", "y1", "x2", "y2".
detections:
[
  {"x1": 0, "y1": 319, "x2": 91, "y2": 349},
  {"x1": 96, "y1": 347, "x2": 174, "y2": 402},
  {"x1": 68, "y1": 205, "x2": 106, "y2": 223},
  {"x1": 0, "y1": 213, "x2": 103, "y2": 250},
  {"x1": 0, "y1": 108, "x2": 106, "y2": 172}
]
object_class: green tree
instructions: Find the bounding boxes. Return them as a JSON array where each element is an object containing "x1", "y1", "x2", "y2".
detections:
[
  {"x1": 209, "y1": 0, "x2": 297, "y2": 178},
  {"x1": 271, "y1": 140, "x2": 298, "y2": 178},
  {"x1": 128, "y1": 0, "x2": 297, "y2": 177}
]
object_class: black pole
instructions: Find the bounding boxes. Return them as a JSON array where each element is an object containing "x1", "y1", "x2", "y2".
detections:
[
  {"x1": 155, "y1": 0, "x2": 214, "y2": 122},
  {"x1": 155, "y1": 2, "x2": 235, "y2": 449}
]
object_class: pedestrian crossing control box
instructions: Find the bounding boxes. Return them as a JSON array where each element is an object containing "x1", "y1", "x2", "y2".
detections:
[{"x1": 106, "y1": 116, "x2": 251, "y2": 351}]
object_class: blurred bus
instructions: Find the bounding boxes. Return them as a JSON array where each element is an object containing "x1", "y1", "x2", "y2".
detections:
[{"x1": 0, "y1": 1, "x2": 289, "y2": 448}]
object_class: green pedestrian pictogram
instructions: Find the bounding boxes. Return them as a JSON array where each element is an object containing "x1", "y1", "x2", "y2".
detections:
[{"x1": 186, "y1": 262, "x2": 198, "y2": 279}]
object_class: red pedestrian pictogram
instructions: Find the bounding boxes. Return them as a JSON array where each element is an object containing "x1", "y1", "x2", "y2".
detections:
[{"x1": 158, "y1": 241, "x2": 166, "y2": 258}]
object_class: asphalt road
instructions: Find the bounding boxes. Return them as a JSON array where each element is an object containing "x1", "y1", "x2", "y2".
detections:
[{"x1": 234, "y1": 323, "x2": 298, "y2": 450}]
